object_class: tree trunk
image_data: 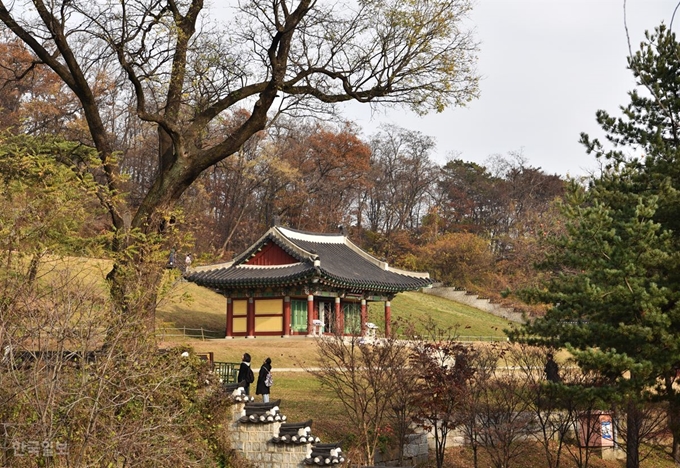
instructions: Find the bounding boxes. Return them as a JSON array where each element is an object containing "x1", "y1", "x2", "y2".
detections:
[
  {"x1": 434, "y1": 423, "x2": 448, "y2": 468},
  {"x1": 671, "y1": 402, "x2": 680, "y2": 462},
  {"x1": 158, "y1": 127, "x2": 176, "y2": 179},
  {"x1": 625, "y1": 401, "x2": 642, "y2": 468},
  {"x1": 393, "y1": 405, "x2": 408, "y2": 466},
  {"x1": 665, "y1": 376, "x2": 680, "y2": 463},
  {"x1": 106, "y1": 231, "x2": 164, "y2": 334}
]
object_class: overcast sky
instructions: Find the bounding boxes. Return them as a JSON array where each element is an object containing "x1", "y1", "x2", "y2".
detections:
[{"x1": 342, "y1": 0, "x2": 678, "y2": 177}]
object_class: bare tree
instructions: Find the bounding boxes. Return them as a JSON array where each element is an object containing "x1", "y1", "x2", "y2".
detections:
[
  {"x1": 309, "y1": 333, "x2": 413, "y2": 465},
  {"x1": 472, "y1": 345, "x2": 537, "y2": 468},
  {"x1": 387, "y1": 369, "x2": 420, "y2": 466},
  {"x1": 364, "y1": 125, "x2": 439, "y2": 235},
  {"x1": 553, "y1": 368, "x2": 611, "y2": 468},
  {"x1": 458, "y1": 344, "x2": 500, "y2": 468},
  {"x1": 512, "y1": 344, "x2": 572, "y2": 468},
  {"x1": 0, "y1": 0, "x2": 480, "y2": 320},
  {"x1": 614, "y1": 400, "x2": 668, "y2": 465}
]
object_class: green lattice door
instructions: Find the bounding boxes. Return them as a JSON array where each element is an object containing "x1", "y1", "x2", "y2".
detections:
[
  {"x1": 343, "y1": 302, "x2": 361, "y2": 335},
  {"x1": 290, "y1": 300, "x2": 308, "y2": 333}
]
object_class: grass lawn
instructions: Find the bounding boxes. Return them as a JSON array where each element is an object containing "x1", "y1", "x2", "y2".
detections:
[
  {"x1": 157, "y1": 279, "x2": 228, "y2": 333},
  {"x1": 369, "y1": 291, "x2": 516, "y2": 338}
]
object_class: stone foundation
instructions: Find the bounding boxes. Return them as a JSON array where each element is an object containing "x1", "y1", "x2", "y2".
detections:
[
  {"x1": 227, "y1": 402, "x2": 312, "y2": 468},
  {"x1": 226, "y1": 401, "x2": 428, "y2": 467}
]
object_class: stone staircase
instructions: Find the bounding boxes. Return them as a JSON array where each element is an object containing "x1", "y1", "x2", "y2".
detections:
[
  {"x1": 422, "y1": 286, "x2": 525, "y2": 323},
  {"x1": 225, "y1": 383, "x2": 345, "y2": 467}
]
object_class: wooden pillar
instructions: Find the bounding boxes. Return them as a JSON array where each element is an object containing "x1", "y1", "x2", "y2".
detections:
[
  {"x1": 335, "y1": 297, "x2": 343, "y2": 335},
  {"x1": 226, "y1": 297, "x2": 234, "y2": 338},
  {"x1": 283, "y1": 296, "x2": 291, "y2": 337},
  {"x1": 360, "y1": 299, "x2": 367, "y2": 337},
  {"x1": 247, "y1": 297, "x2": 255, "y2": 338},
  {"x1": 307, "y1": 294, "x2": 314, "y2": 336},
  {"x1": 384, "y1": 300, "x2": 392, "y2": 338}
]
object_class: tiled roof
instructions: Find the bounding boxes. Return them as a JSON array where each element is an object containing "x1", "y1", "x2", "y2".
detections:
[
  {"x1": 187, "y1": 263, "x2": 315, "y2": 289},
  {"x1": 187, "y1": 226, "x2": 431, "y2": 293}
]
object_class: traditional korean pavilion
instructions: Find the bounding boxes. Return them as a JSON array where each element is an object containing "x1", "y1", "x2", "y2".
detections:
[{"x1": 186, "y1": 226, "x2": 432, "y2": 338}]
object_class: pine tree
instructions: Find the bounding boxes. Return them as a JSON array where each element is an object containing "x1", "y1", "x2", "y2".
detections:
[{"x1": 511, "y1": 25, "x2": 680, "y2": 467}]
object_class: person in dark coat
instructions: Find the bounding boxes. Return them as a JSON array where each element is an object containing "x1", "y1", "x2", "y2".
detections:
[
  {"x1": 256, "y1": 357, "x2": 272, "y2": 403},
  {"x1": 236, "y1": 353, "x2": 254, "y2": 395},
  {"x1": 544, "y1": 353, "x2": 560, "y2": 383}
]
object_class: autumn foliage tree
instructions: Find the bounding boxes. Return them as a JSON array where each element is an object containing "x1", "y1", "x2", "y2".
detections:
[
  {"x1": 270, "y1": 122, "x2": 372, "y2": 232},
  {"x1": 0, "y1": 36, "x2": 79, "y2": 135},
  {"x1": 416, "y1": 232, "x2": 495, "y2": 289},
  {"x1": 409, "y1": 323, "x2": 475, "y2": 468}
]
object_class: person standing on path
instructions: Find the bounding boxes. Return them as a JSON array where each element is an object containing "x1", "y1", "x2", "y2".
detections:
[
  {"x1": 256, "y1": 357, "x2": 272, "y2": 403},
  {"x1": 237, "y1": 353, "x2": 254, "y2": 395}
]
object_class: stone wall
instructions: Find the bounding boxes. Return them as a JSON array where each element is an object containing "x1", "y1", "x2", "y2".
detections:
[
  {"x1": 422, "y1": 287, "x2": 525, "y2": 323},
  {"x1": 402, "y1": 433, "x2": 429, "y2": 462},
  {"x1": 226, "y1": 401, "x2": 431, "y2": 467},
  {"x1": 227, "y1": 404, "x2": 310, "y2": 468},
  {"x1": 372, "y1": 432, "x2": 429, "y2": 467}
]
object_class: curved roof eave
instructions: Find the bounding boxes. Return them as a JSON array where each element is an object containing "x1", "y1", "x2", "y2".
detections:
[
  {"x1": 189, "y1": 266, "x2": 318, "y2": 290},
  {"x1": 317, "y1": 269, "x2": 431, "y2": 293}
]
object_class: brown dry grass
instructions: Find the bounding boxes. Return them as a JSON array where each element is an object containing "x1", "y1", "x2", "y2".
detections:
[
  {"x1": 163, "y1": 336, "x2": 318, "y2": 367},
  {"x1": 439, "y1": 442, "x2": 675, "y2": 468}
]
